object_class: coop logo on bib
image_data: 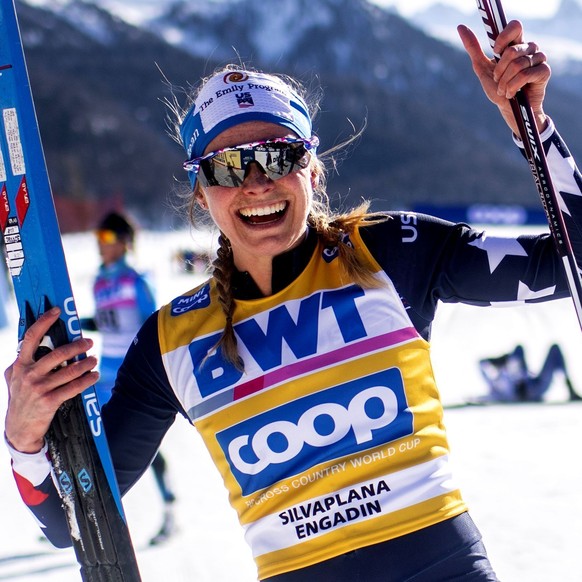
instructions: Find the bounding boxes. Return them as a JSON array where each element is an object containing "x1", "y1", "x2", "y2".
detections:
[{"x1": 217, "y1": 368, "x2": 412, "y2": 496}]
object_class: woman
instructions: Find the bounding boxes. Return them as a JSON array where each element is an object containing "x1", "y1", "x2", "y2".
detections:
[
  {"x1": 4, "y1": 21, "x2": 579, "y2": 581},
  {"x1": 82, "y1": 210, "x2": 177, "y2": 545}
]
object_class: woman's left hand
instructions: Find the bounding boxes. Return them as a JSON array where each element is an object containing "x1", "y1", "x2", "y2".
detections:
[{"x1": 458, "y1": 20, "x2": 551, "y2": 134}]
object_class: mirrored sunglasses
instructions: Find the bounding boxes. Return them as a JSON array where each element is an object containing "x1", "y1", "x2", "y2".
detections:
[
  {"x1": 95, "y1": 229, "x2": 119, "y2": 244},
  {"x1": 183, "y1": 136, "x2": 319, "y2": 188}
]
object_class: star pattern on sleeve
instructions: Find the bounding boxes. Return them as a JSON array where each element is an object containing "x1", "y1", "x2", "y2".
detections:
[
  {"x1": 547, "y1": 141, "x2": 582, "y2": 217},
  {"x1": 469, "y1": 234, "x2": 528, "y2": 273},
  {"x1": 489, "y1": 280, "x2": 557, "y2": 306}
]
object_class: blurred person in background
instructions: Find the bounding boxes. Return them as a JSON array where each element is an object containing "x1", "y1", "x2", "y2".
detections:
[
  {"x1": 479, "y1": 343, "x2": 581, "y2": 403},
  {"x1": 81, "y1": 211, "x2": 177, "y2": 545}
]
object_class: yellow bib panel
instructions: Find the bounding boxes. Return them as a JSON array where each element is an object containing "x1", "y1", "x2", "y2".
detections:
[{"x1": 158, "y1": 229, "x2": 466, "y2": 579}]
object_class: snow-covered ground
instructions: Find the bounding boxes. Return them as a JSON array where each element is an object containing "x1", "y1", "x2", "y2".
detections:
[{"x1": 1, "y1": 226, "x2": 582, "y2": 581}]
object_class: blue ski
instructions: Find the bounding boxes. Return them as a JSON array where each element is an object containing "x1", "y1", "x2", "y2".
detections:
[{"x1": 0, "y1": 1, "x2": 141, "y2": 579}]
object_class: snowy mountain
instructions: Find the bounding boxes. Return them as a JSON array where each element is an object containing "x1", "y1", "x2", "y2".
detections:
[
  {"x1": 9, "y1": 0, "x2": 582, "y2": 231},
  {"x1": 410, "y1": 0, "x2": 582, "y2": 95},
  {"x1": 412, "y1": 0, "x2": 582, "y2": 66}
]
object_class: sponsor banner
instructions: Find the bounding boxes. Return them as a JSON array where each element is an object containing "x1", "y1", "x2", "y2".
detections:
[{"x1": 414, "y1": 204, "x2": 547, "y2": 225}]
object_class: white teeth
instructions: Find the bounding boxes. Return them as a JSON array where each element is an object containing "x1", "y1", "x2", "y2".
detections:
[{"x1": 239, "y1": 201, "x2": 287, "y2": 218}]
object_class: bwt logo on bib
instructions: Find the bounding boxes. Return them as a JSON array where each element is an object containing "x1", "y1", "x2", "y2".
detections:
[{"x1": 217, "y1": 368, "x2": 412, "y2": 496}]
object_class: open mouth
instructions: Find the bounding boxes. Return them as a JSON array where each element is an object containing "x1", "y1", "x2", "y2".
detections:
[{"x1": 238, "y1": 201, "x2": 288, "y2": 225}]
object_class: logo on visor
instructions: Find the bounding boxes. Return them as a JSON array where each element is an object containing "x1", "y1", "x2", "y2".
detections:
[
  {"x1": 224, "y1": 72, "x2": 249, "y2": 84},
  {"x1": 236, "y1": 92, "x2": 254, "y2": 108}
]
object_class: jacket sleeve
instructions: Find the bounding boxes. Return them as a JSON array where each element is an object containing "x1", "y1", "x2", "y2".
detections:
[
  {"x1": 361, "y1": 121, "x2": 582, "y2": 341},
  {"x1": 134, "y1": 272, "x2": 157, "y2": 324},
  {"x1": 520, "y1": 119, "x2": 582, "y2": 278},
  {"x1": 5, "y1": 438, "x2": 72, "y2": 547}
]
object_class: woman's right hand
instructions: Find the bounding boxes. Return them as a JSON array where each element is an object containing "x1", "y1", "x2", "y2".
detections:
[{"x1": 4, "y1": 306, "x2": 99, "y2": 454}]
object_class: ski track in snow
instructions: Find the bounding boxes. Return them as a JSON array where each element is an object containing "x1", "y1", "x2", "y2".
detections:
[{"x1": 1, "y1": 227, "x2": 581, "y2": 581}]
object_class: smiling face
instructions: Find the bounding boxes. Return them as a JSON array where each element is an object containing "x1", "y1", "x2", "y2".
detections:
[{"x1": 197, "y1": 121, "x2": 315, "y2": 277}]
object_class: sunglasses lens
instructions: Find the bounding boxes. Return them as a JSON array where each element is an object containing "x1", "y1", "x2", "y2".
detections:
[
  {"x1": 200, "y1": 152, "x2": 245, "y2": 188},
  {"x1": 257, "y1": 143, "x2": 309, "y2": 178},
  {"x1": 96, "y1": 229, "x2": 118, "y2": 244},
  {"x1": 198, "y1": 142, "x2": 309, "y2": 188}
]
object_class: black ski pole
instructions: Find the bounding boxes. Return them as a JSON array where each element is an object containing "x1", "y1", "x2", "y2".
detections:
[{"x1": 476, "y1": 0, "x2": 582, "y2": 330}]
